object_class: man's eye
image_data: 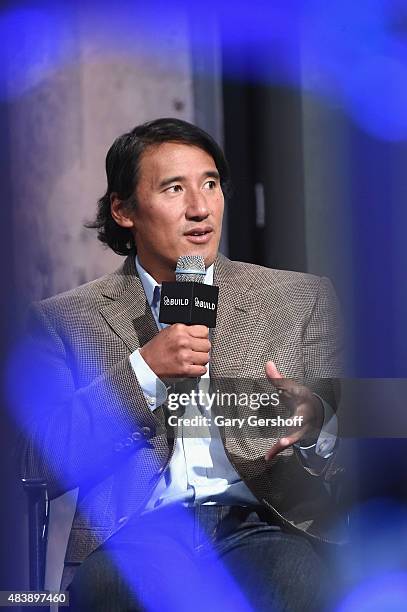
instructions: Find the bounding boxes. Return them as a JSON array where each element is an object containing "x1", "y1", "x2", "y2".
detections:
[
  {"x1": 204, "y1": 180, "x2": 217, "y2": 190},
  {"x1": 167, "y1": 185, "x2": 183, "y2": 193}
]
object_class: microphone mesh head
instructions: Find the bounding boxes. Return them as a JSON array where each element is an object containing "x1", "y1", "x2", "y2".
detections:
[{"x1": 175, "y1": 255, "x2": 206, "y2": 283}]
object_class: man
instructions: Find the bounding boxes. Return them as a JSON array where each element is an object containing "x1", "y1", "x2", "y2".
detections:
[{"x1": 17, "y1": 118, "x2": 344, "y2": 610}]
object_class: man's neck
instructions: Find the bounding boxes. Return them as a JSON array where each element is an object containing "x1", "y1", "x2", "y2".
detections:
[{"x1": 135, "y1": 257, "x2": 175, "y2": 284}]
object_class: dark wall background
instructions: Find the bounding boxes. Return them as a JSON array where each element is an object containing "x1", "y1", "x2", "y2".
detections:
[
  {"x1": 223, "y1": 80, "x2": 407, "y2": 376},
  {"x1": 221, "y1": 13, "x2": 407, "y2": 513},
  {"x1": 223, "y1": 81, "x2": 307, "y2": 271},
  {"x1": 220, "y1": 4, "x2": 407, "y2": 379}
]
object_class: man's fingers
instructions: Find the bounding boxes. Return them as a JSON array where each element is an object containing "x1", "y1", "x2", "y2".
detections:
[
  {"x1": 186, "y1": 364, "x2": 207, "y2": 377},
  {"x1": 188, "y1": 325, "x2": 210, "y2": 338},
  {"x1": 265, "y1": 432, "x2": 304, "y2": 461},
  {"x1": 265, "y1": 360, "x2": 282, "y2": 379},
  {"x1": 265, "y1": 438, "x2": 291, "y2": 461},
  {"x1": 191, "y1": 351, "x2": 210, "y2": 366},
  {"x1": 190, "y1": 338, "x2": 211, "y2": 353},
  {"x1": 265, "y1": 361, "x2": 294, "y2": 395}
]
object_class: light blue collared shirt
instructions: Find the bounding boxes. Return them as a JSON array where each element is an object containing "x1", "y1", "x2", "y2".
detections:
[{"x1": 129, "y1": 256, "x2": 337, "y2": 511}]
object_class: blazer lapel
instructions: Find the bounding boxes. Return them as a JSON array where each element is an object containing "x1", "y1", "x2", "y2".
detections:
[
  {"x1": 211, "y1": 253, "x2": 260, "y2": 378},
  {"x1": 98, "y1": 253, "x2": 269, "y2": 375},
  {"x1": 99, "y1": 256, "x2": 159, "y2": 353}
]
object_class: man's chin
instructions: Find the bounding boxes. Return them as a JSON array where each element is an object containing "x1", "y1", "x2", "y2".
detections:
[
  {"x1": 183, "y1": 250, "x2": 217, "y2": 270},
  {"x1": 204, "y1": 252, "x2": 217, "y2": 269},
  {"x1": 177, "y1": 243, "x2": 218, "y2": 267}
]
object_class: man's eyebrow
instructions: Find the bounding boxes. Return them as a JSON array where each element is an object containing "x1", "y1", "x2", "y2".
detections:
[
  {"x1": 158, "y1": 170, "x2": 220, "y2": 189},
  {"x1": 203, "y1": 170, "x2": 220, "y2": 180},
  {"x1": 158, "y1": 175, "x2": 184, "y2": 189}
]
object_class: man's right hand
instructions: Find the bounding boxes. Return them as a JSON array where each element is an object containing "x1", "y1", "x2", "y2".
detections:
[{"x1": 139, "y1": 324, "x2": 210, "y2": 379}]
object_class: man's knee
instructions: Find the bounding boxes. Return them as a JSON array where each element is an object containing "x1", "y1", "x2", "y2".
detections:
[
  {"x1": 273, "y1": 535, "x2": 332, "y2": 610},
  {"x1": 221, "y1": 531, "x2": 330, "y2": 611},
  {"x1": 68, "y1": 549, "x2": 143, "y2": 612}
]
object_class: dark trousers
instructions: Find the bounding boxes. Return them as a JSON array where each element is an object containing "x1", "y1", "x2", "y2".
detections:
[{"x1": 68, "y1": 505, "x2": 335, "y2": 612}]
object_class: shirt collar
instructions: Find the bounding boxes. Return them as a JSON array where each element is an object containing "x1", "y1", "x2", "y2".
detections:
[{"x1": 135, "y1": 255, "x2": 214, "y2": 307}]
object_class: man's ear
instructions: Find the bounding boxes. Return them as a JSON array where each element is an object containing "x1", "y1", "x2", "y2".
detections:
[{"x1": 110, "y1": 193, "x2": 135, "y2": 228}]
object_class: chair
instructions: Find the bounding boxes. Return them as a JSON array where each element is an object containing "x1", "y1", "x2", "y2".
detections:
[{"x1": 21, "y1": 478, "x2": 49, "y2": 592}]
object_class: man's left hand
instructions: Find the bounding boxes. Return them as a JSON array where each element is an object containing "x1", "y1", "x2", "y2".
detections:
[{"x1": 264, "y1": 361, "x2": 324, "y2": 461}]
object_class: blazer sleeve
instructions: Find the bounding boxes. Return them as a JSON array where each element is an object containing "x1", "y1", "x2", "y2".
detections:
[
  {"x1": 12, "y1": 303, "x2": 165, "y2": 499},
  {"x1": 294, "y1": 277, "x2": 345, "y2": 477},
  {"x1": 303, "y1": 277, "x2": 344, "y2": 378},
  {"x1": 301, "y1": 276, "x2": 344, "y2": 405}
]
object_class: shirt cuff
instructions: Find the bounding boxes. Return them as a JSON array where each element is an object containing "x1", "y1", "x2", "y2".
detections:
[
  {"x1": 296, "y1": 394, "x2": 338, "y2": 461},
  {"x1": 129, "y1": 349, "x2": 167, "y2": 411}
]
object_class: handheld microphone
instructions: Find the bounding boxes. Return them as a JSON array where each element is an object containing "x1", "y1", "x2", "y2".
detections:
[{"x1": 159, "y1": 255, "x2": 219, "y2": 327}]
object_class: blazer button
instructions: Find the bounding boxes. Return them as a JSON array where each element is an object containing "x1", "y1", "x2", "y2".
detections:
[
  {"x1": 131, "y1": 431, "x2": 142, "y2": 441},
  {"x1": 141, "y1": 426, "x2": 152, "y2": 438},
  {"x1": 123, "y1": 437, "x2": 133, "y2": 447}
]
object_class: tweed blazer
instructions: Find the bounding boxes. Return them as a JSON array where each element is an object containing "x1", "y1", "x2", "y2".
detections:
[{"x1": 18, "y1": 253, "x2": 345, "y2": 584}]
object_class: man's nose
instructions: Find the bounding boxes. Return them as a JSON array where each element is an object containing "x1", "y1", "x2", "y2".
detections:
[{"x1": 185, "y1": 190, "x2": 209, "y2": 220}]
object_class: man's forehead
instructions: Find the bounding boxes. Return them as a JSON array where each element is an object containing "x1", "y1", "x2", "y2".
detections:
[{"x1": 139, "y1": 142, "x2": 217, "y2": 181}]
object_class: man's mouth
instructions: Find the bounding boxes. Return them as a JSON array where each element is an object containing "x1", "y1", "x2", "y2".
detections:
[
  {"x1": 184, "y1": 227, "x2": 214, "y2": 243},
  {"x1": 184, "y1": 226, "x2": 213, "y2": 236}
]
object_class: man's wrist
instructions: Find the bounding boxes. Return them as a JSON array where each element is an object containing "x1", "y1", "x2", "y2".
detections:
[
  {"x1": 299, "y1": 394, "x2": 324, "y2": 446},
  {"x1": 129, "y1": 349, "x2": 167, "y2": 410}
]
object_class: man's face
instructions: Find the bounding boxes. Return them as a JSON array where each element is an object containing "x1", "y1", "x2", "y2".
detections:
[{"x1": 129, "y1": 142, "x2": 224, "y2": 282}]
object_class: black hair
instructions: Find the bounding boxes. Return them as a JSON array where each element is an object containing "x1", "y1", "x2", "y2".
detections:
[{"x1": 86, "y1": 117, "x2": 231, "y2": 255}]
